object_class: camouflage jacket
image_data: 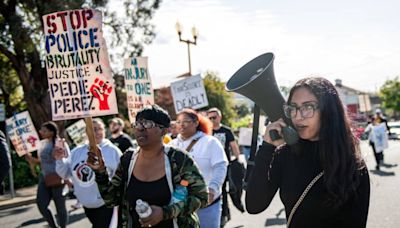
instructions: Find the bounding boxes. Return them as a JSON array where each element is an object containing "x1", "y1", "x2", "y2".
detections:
[{"x1": 95, "y1": 145, "x2": 208, "y2": 228}]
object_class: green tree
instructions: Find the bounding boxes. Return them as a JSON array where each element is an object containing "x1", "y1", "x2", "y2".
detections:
[
  {"x1": 234, "y1": 103, "x2": 250, "y2": 118},
  {"x1": 379, "y1": 76, "x2": 400, "y2": 116},
  {"x1": 202, "y1": 71, "x2": 236, "y2": 126},
  {"x1": 0, "y1": 0, "x2": 161, "y2": 129},
  {"x1": 0, "y1": 53, "x2": 26, "y2": 115}
]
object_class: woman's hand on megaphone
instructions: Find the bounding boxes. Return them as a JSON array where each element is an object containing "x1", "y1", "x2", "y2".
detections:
[{"x1": 264, "y1": 118, "x2": 286, "y2": 147}]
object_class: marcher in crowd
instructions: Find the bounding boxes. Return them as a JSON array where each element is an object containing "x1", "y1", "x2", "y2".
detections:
[
  {"x1": 109, "y1": 117, "x2": 135, "y2": 153},
  {"x1": 170, "y1": 108, "x2": 228, "y2": 228},
  {"x1": 246, "y1": 77, "x2": 370, "y2": 228},
  {"x1": 54, "y1": 118, "x2": 122, "y2": 228},
  {"x1": 87, "y1": 105, "x2": 208, "y2": 228},
  {"x1": 374, "y1": 109, "x2": 390, "y2": 134},
  {"x1": 207, "y1": 107, "x2": 241, "y2": 226},
  {"x1": 364, "y1": 116, "x2": 389, "y2": 170},
  {"x1": 25, "y1": 121, "x2": 69, "y2": 228},
  {"x1": 168, "y1": 121, "x2": 179, "y2": 139}
]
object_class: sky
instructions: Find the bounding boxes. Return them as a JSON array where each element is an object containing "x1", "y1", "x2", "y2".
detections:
[{"x1": 121, "y1": 0, "x2": 400, "y2": 92}]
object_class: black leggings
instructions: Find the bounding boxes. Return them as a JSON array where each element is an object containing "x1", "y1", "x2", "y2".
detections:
[
  {"x1": 83, "y1": 205, "x2": 113, "y2": 228},
  {"x1": 370, "y1": 141, "x2": 384, "y2": 166}
]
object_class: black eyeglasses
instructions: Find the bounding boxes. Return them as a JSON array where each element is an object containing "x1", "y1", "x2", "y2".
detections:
[
  {"x1": 283, "y1": 102, "x2": 319, "y2": 119},
  {"x1": 132, "y1": 120, "x2": 163, "y2": 129}
]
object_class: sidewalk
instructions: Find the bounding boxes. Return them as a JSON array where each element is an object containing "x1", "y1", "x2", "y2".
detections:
[{"x1": 0, "y1": 185, "x2": 37, "y2": 210}]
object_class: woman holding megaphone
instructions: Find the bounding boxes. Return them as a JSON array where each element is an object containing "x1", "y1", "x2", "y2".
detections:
[{"x1": 246, "y1": 77, "x2": 370, "y2": 228}]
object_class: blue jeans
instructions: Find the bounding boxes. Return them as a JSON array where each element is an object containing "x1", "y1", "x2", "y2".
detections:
[{"x1": 197, "y1": 199, "x2": 221, "y2": 228}]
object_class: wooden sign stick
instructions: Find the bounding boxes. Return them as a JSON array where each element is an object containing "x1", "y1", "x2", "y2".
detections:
[{"x1": 84, "y1": 116, "x2": 100, "y2": 157}]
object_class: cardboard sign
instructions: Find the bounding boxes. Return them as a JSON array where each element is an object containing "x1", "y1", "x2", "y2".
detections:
[
  {"x1": 42, "y1": 9, "x2": 118, "y2": 120},
  {"x1": 238, "y1": 127, "x2": 252, "y2": 146},
  {"x1": 123, "y1": 57, "x2": 154, "y2": 123},
  {"x1": 170, "y1": 75, "x2": 209, "y2": 113},
  {"x1": 5, "y1": 111, "x2": 40, "y2": 156},
  {"x1": 66, "y1": 119, "x2": 87, "y2": 146}
]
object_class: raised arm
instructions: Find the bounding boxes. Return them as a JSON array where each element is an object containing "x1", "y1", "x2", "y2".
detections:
[
  {"x1": 88, "y1": 149, "x2": 128, "y2": 207},
  {"x1": 54, "y1": 141, "x2": 72, "y2": 179}
]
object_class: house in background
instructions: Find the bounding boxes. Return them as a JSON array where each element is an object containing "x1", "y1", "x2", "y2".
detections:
[{"x1": 334, "y1": 79, "x2": 382, "y2": 123}]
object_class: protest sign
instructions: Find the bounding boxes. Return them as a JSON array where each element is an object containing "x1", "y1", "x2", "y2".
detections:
[
  {"x1": 238, "y1": 127, "x2": 252, "y2": 146},
  {"x1": 170, "y1": 75, "x2": 209, "y2": 113},
  {"x1": 123, "y1": 57, "x2": 154, "y2": 123},
  {"x1": 5, "y1": 111, "x2": 40, "y2": 156},
  {"x1": 66, "y1": 119, "x2": 87, "y2": 146},
  {"x1": 42, "y1": 9, "x2": 118, "y2": 120}
]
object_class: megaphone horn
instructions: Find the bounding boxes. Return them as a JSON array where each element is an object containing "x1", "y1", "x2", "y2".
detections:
[{"x1": 226, "y1": 53, "x2": 299, "y2": 145}]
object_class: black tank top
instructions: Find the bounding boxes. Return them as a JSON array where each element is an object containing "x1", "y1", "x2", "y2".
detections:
[{"x1": 127, "y1": 174, "x2": 173, "y2": 228}]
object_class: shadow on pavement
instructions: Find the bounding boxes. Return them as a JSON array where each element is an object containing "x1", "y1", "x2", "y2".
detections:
[
  {"x1": 370, "y1": 169, "x2": 395, "y2": 176},
  {"x1": 16, "y1": 211, "x2": 86, "y2": 227},
  {"x1": 67, "y1": 211, "x2": 87, "y2": 225},
  {"x1": 0, "y1": 207, "x2": 30, "y2": 218},
  {"x1": 17, "y1": 217, "x2": 45, "y2": 227},
  {"x1": 381, "y1": 163, "x2": 398, "y2": 168},
  {"x1": 265, "y1": 208, "x2": 286, "y2": 226}
]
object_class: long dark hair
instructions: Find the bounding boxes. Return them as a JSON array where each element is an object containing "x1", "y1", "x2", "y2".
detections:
[
  {"x1": 288, "y1": 77, "x2": 364, "y2": 207},
  {"x1": 41, "y1": 121, "x2": 59, "y2": 144}
]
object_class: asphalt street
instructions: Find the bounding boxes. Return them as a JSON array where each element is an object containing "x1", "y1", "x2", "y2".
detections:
[{"x1": 0, "y1": 140, "x2": 399, "y2": 227}]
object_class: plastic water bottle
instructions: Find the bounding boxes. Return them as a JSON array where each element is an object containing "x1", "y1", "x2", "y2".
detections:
[
  {"x1": 170, "y1": 180, "x2": 189, "y2": 204},
  {"x1": 135, "y1": 199, "x2": 152, "y2": 219}
]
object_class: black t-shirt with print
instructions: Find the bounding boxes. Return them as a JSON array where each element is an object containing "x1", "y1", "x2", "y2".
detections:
[
  {"x1": 109, "y1": 133, "x2": 134, "y2": 153},
  {"x1": 212, "y1": 125, "x2": 235, "y2": 161}
]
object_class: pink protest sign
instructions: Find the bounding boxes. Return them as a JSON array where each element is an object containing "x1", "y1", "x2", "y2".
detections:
[{"x1": 43, "y1": 9, "x2": 118, "y2": 120}]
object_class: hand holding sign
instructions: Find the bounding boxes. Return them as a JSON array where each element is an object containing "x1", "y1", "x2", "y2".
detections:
[
  {"x1": 84, "y1": 117, "x2": 105, "y2": 172},
  {"x1": 86, "y1": 150, "x2": 106, "y2": 172}
]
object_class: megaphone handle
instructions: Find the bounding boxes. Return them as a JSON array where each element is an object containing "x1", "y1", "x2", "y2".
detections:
[{"x1": 269, "y1": 129, "x2": 282, "y2": 141}]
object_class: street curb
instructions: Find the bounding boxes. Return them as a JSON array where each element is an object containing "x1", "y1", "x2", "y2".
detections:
[{"x1": 0, "y1": 196, "x2": 36, "y2": 211}]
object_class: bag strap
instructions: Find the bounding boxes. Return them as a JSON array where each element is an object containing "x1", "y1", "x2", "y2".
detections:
[
  {"x1": 287, "y1": 171, "x2": 324, "y2": 228},
  {"x1": 186, "y1": 138, "x2": 199, "y2": 152}
]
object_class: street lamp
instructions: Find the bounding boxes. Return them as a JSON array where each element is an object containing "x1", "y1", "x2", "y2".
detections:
[{"x1": 175, "y1": 21, "x2": 198, "y2": 76}]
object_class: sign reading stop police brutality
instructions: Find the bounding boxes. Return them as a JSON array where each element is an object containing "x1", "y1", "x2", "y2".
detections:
[
  {"x1": 170, "y1": 75, "x2": 209, "y2": 113},
  {"x1": 5, "y1": 111, "x2": 40, "y2": 156},
  {"x1": 123, "y1": 57, "x2": 154, "y2": 123},
  {"x1": 43, "y1": 9, "x2": 118, "y2": 120}
]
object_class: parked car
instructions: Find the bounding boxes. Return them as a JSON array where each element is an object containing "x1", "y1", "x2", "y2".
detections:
[{"x1": 388, "y1": 121, "x2": 400, "y2": 140}]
